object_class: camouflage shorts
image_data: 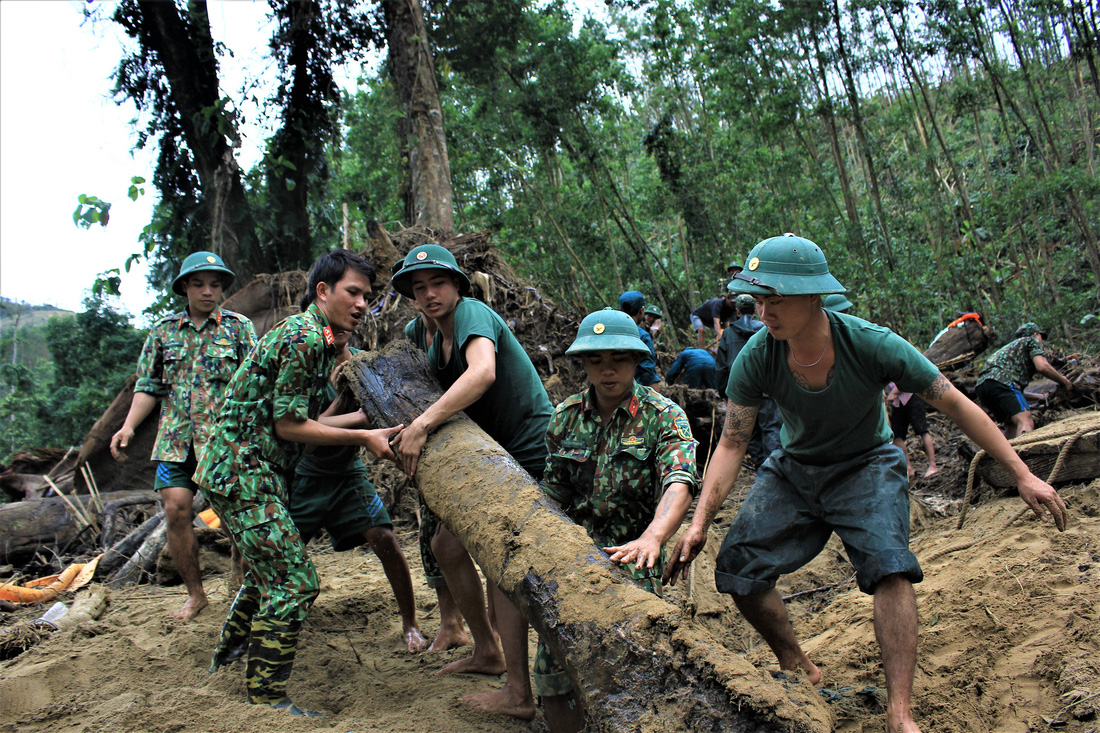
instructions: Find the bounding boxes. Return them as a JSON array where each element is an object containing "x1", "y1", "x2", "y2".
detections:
[
  {"x1": 207, "y1": 491, "x2": 320, "y2": 623},
  {"x1": 418, "y1": 498, "x2": 445, "y2": 589}
]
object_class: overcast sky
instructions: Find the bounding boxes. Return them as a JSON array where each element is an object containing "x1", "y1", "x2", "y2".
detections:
[
  {"x1": 0, "y1": 0, "x2": 601, "y2": 325},
  {"x1": 0, "y1": 0, "x2": 287, "y2": 323}
]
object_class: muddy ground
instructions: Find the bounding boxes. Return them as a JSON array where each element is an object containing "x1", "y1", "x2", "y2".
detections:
[{"x1": 2, "y1": 435, "x2": 1098, "y2": 733}]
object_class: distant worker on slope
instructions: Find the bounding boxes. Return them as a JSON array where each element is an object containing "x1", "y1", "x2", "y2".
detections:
[{"x1": 975, "y1": 322, "x2": 1074, "y2": 439}]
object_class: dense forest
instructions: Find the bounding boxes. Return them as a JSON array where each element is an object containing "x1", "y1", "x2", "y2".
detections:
[
  {"x1": 3, "y1": 0, "x2": 1098, "y2": 464},
  {"x1": 101, "y1": 0, "x2": 1098, "y2": 347}
]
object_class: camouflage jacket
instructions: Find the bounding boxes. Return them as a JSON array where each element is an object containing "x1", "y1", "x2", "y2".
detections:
[
  {"x1": 134, "y1": 308, "x2": 256, "y2": 462},
  {"x1": 541, "y1": 381, "x2": 698, "y2": 583},
  {"x1": 977, "y1": 336, "x2": 1045, "y2": 390},
  {"x1": 194, "y1": 303, "x2": 338, "y2": 501}
]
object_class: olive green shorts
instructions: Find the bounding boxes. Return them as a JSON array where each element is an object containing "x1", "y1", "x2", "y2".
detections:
[{"x1": 289, "y1": 471, "x2": 392, "y2": 551}]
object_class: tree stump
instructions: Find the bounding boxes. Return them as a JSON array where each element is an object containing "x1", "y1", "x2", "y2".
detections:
[{"x1": 339, "y1": 341, "x2": 831, "y2": 733}]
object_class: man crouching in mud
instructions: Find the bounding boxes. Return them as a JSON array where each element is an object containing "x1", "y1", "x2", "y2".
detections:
[{"x1": 665, "y1": 234, "x2": 1068, "y2": 733}]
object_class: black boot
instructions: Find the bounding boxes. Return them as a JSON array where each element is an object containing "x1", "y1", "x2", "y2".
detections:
[
  {"x1": 245, "y1": 617, "x2": 321, "y2": 716},
  {"x1": 209, "y1": 585, "x2": 260, "y2": 673}
]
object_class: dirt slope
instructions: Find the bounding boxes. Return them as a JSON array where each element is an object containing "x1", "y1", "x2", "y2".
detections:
[{"x1": 1, "y1": 477, "x2": 1097, "y2": 733}]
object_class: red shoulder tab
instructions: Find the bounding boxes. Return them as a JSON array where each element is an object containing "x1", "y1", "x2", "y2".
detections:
[
  {"x1": 628, "y1": 395, "x2": 639, "y2": 418},
  {"x1": 322, "y1": 326, "x2": 335, "y2": 346}
]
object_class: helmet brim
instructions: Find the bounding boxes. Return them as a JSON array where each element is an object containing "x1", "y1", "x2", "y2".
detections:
[
  {"x1": 172, "y1": 264, "x2": 236, "y2": 296},
  {"x1": 391, "y1": 262, "x2": 472, "y2": 299}
]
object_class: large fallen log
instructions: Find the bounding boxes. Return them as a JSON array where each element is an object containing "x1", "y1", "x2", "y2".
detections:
[
  {"x1": 340, "y1": 342, "x2": 831, "y2": 733},
  {"x1": 0, "y1": 490, "x2": 157, "y2": 565},
  {"x1": 924, "y1": 318, "x2": 995, "y2": 369},
  {"x1": 976, "y1": 412, "x2": 1100, "y2": 489}
]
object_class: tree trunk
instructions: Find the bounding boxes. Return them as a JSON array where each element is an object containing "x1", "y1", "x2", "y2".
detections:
[
  {"x1": 339, "y1": 343, "x2": 831, "y2": 733},
  {"x1": 0, "y1": 490, "x2": 157, "y2": 565},
  {"x1": 381, "y1": 0, "x2": 456, "y2": 233},
  {"x1": 134, "y1": 0, "x2": 264, "y2": 283}
]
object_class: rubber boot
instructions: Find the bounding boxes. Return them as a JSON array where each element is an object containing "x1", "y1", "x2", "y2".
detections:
[
  {"x1": 245, "y1": 617, "x2": 321, "y2": 717},
  {"x1": 208, "y1": 585, "x2": 260, "y2": 673}
]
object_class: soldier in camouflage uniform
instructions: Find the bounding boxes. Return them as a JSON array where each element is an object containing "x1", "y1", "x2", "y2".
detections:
[
  {"x1": 287, "y1": 293, "x2": 426, "y2": 653},
  {"x1": 196, "y1": 250, "x2": 400, "y2": 716},
  {"x1": 110, "y1": 251, "x2": 256, "y2": 621},
  {"x1": 975, "y1": 322, "x2": 1074, "y2": 438},
  {"x1": 536, "y1": 308, "x2": 698, "y2": 732}
]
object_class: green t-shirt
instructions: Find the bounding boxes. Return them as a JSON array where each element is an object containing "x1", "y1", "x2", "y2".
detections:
[
  {"x1": 428, "y1": 298, "x2": 552, "y2": 472},
  {"x1": 726, "y1": 311, "x2": 939, "y2": 464},
  {"x1": 404, "y1": 316, "x2": 431, "y2": 353},
  {"x1": 294, "y1": 349, "x2": 365, "y2": 478}
]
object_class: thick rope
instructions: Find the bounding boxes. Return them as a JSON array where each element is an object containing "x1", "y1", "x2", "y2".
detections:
[{"x1": 957, "y1": 416, "x2": 1099, "y2": 530}]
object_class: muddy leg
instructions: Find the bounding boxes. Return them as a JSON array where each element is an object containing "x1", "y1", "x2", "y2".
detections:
[
  {"x1": 364, "y1": 526, "x2": 426, "y2": 652},
  {"x1": 874, "y1": 574, "x2": 921, "y2": 733},
  {"x1": 162, "y1": 486, "x2": 208, "y2": 620},
  {"x1": 432, "y1": 525, "x2": 505, "y2": 676},
  {"x1": 732, "y1": 589, "x2": 820, "y2": 683},
  {"x1": 461, "y1": 583, "x2": 535, "y2": 719}
]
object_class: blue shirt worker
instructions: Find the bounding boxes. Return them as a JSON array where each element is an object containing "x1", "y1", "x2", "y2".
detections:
[
  {"x1": 617, "y1": 290, "x2": 660, "y2": 386},
  {"x1": 665, "y1": 234, "x2": 1069, "y2": 733},
  {"x1": 666, "y1": 347, "x2": 717, "y2": 390}
]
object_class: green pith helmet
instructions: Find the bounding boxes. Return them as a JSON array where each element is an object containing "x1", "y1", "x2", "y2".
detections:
[
  {"x1": 566, "y1": 308, "x2": 651, "y2": 356},
  {"x1": 823, "y1": 293, "x2": 854, "y2": 312},
  {"x1": 172, "y1": 251, "x2": 236, "y2": 296},
  {"x1": 727, "y1": 234, "x2": 847, "y2": 297},
  {"x1": 1016, "y1": 322, "x2": 1047, "y2": 339},
  {"x1": 727, "y1": 259, "x2": 744, "y2": 272},
  {"x1": 391, "y1": 244, "x2": 472, "y2": 299},
  {"x1": 733, "y1": 294, "x2": 756, "y2": 310},
  {"x1": 643, "y1": 304, "x2": 664, "y2": 319}
]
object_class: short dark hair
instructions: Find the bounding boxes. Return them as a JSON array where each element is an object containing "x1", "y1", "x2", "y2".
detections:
[{"x1": 302, "y1": 249, "x2": 375, "y2": 309}]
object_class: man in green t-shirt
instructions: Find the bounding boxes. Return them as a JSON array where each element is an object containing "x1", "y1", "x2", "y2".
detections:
[
  {"x1": 665, "y1": 235, "x2": 1069, "y2": 733},
  {"x1": 390, "y1": 244, "x2": 553, "y2": 720},
  {"x1": 975, "y1": 322, "x2": 1074, "y2": 438}
]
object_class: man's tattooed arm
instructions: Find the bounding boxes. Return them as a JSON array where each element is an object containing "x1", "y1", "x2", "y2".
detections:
[
  {"x1": 722, "y1": 401, "x2": 759, "y2": 450},
  {"x1": 918, "y1": 374, "x2": 951, "y2": 403}
]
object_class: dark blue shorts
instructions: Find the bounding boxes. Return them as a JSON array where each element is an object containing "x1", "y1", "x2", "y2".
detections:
[
  {"x1": 715, "y1": 443, "x2": 921, "y2": 596},
  {"x1": 154, "y1": 447, "x2": 200, "y2": 493},
  {"x1": 975, "y1": 379, "x2": 1030, "y2": 421}
]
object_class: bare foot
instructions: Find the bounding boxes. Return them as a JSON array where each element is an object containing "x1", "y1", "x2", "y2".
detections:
[
  {"x1": 427, "y1": 624, "x2": 470, "y2": 652},
  {"x1": 404, "y1": 626, "x2": 428, "y2": 653},
  {"x1": 170, "y1": 594, "x2": 208, "y2": 621},
  {"x1": 460, "y1": 690, "x2": 536, "y2": 720},
  {"x1": 434, "y1": 648, "x2": 507, "y2": 677},
  {"x1": 923, "y1": 467, "x2": 939, "y2": 478},
  {"x1": 887, "y1": 711, "x2": 922, "y2": 733}
]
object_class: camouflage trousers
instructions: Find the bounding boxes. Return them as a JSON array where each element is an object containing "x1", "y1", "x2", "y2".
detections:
[
  {"x1": 207, "y1": 488, "x2": 320, "y2": 624},
  {"x1": 418, "y1": 498, "x2": 445, "y2": 589}
]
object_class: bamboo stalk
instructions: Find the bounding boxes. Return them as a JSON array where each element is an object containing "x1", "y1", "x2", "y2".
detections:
[
  {"x1": 42, "y1": 476, "x2": 95, "y2": 531},
  {"x1": 81, "y1": 465, "x2": 105, "y2": 515}
]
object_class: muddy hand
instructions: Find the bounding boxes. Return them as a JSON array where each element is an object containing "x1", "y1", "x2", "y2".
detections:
[
  {"x1": 1017, "y1": 474, "x2": 1068, "y2": 531},
  {"x1": 662, "y1": 526, "x2": 707, "y2": 586},
  {"x1": 109, "y1": 426, "x2": 134, "y2": 460},
  {"x1": 392, "y1": 420, "x2": 428, "y2": 477},
  {"x1": 605, "y1": 535, "x2": 661, "y2": 570},
  {"x1": 363, "y1": 425, "x2": 403, "y2": 462}
]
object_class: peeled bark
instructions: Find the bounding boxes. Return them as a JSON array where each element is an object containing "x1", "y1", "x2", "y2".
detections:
[{"x1": 339, "y1": 342, "x2": 831, "y2": 733}]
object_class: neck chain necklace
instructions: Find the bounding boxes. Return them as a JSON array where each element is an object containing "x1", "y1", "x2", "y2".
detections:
[{"x1": 789, "y1": 332, "x2": 831, "y2": 369}]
